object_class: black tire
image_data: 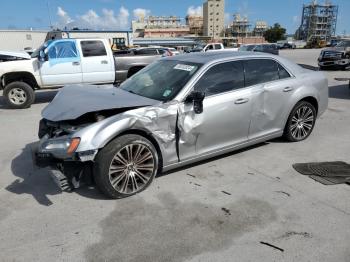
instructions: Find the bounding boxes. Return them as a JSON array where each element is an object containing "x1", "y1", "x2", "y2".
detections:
[
  {"x1": 319, "y1": 66, "x2": 326, "y2": 71},
  {"x1": 93, "y1": 134, "x2": 159, "y2": 199},
  {"x1": 3, "y1": 81, "x2": 35, "y2": 109},
  {"x1": 284, "y1": 101, "x2": 317, "y2": 142}
]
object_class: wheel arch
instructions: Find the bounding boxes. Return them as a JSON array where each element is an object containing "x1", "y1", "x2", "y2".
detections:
[
  {"x1": 298, "y1": 96, "x2": 319, "y2": 115},
  {"x1": 107, "y1": 129, "x2": 164, "y2": 173},
  {"x1": 1, "y1": 71, "x2": 39, "y2": 89}
]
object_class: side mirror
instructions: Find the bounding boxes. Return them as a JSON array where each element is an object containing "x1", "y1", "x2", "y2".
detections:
[
  {"x1": 39, "y1": 50, "x2": 47, "y2": 62},
  {"x1": 185, "y1": 91, "x2": 205, "y2": 114}
]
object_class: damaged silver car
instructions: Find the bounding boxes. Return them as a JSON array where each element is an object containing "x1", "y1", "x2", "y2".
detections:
[{"x1": 35, "y1": 51, "x2": 329, "y2": 198}]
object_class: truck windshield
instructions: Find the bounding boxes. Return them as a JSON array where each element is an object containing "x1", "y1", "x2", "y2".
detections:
[
  {"x1": 120, "y1": 60, "x2": 202, "y2": 102},
  {"x1": 31, "y1": 40, "x2": 53, "y2": 58}
]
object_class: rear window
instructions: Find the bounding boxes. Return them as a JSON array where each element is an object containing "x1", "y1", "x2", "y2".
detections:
[
  {"x1": 244, "y1": 59, "x2": 279, "y2": 86},
  {"x1": 81, "y1": 41, "x2": 107, "y2": 57}
]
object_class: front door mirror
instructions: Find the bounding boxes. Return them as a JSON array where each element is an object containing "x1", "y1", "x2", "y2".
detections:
[
  {"x1": 39, "y1": 50, "x2": 47, "y2": 62},
  {"x1": 186, "y1": 91, "x2": 205, "y2": 114}
]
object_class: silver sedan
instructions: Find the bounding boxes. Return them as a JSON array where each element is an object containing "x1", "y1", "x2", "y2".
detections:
[{"x1": 35, "y1": 51, "x2": 329, "y2": 198}]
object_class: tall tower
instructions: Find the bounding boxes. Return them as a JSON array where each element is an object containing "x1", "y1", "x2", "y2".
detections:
[{"x1": 203, "y1": 0, "x2": 225, "y2": 38}]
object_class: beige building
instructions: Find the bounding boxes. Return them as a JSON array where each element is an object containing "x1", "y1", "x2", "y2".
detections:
[
  {"x1": 186, "y1": 16, "x2": 204, "y2": 36},
  {"x1": 203, "y1": 0, "x2": 225, "y2": 38}
]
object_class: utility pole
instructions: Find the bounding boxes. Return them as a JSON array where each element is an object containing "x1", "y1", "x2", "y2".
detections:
[{"x1": 47, "y1": 0, "x2": 53, "y2": 29}]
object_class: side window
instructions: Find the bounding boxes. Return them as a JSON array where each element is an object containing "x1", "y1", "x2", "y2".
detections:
[
  {"x1": 48, "y1": 41, "x2": 78, "y2": 59},
  {"x1": 277, "y1": 62, "x2": 291, "y2": 79},
  {"x1": 81, "y1": 41, "x2": 107, "y2": 57},
  {"x1": 244, "y1": 59, "x2": 279, "y2": 86},
  {"x1": 214, "y1": 44, "x2": 222, "y2": 49},
  {"x1": 194, "y1": 61, "x2": 245, "y2": 96},
  {"x1": 207, "y1": 45, "x2": 214, "y2": 50}
]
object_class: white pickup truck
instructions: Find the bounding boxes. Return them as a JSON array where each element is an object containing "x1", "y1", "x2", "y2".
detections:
[{"x1": 0, "y1": 38, "x2": 161, "y2": 109}]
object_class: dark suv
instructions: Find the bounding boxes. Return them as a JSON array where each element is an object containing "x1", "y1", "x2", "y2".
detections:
[{"x1": 318, "y1": 40, "x2": 350, "y2": 70}]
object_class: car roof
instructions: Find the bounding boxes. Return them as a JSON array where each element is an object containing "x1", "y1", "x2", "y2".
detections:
[
  {"x1": 165, "y1": 51, "x2": 272, "y2": 64},
  {"x1": 164, "y1": 51, "x2": 305, "y2": 75}
]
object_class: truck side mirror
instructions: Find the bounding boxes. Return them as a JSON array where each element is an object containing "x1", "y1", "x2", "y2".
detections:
[
  {"x1": 39, "y1": 50, "x2": 47, "y2": 62},
  {"x1": 185, "y1": 91, "x2": 205, "y2": 114}
]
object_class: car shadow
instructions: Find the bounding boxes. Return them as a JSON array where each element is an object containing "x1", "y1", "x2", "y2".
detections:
[
  {"x1": 0, "y1": 90, "x2": 58, "y2": 109},
  {"x1": 329, "y1": 83, "x2": 350, "y2": 100},
  {"x1": 6, "y1": 142, "x2": 62, "y2": 206},
  {"x1": 6, "y1": 142, "x2": 110, "y2": 205},
  {"x1": 298, "y1": 64, "x2": 320, "y2": 71},
  {"x1": 7, "y1": 141, "x2": 271, "y2": 203},
  {"x1": 159, "y1": 142, "x2": 269, "y2": 177}
]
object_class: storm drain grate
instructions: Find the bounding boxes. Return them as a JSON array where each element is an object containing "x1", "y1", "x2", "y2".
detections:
[{"x1": 293, "y1": 161, "x2": 350, "y2": 185}]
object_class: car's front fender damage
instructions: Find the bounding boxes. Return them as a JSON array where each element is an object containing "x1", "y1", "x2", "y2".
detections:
[{"x1": 35, "y1": 98, "x2": 182, "y2": 191}]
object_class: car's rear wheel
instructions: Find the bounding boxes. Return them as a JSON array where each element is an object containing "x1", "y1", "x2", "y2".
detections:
[
  {"x1": 94, "y1": 134, "x2": 159, "y2": 199},
  {"x1": 284, "y1": 101, "x2": 316, "y2": 142},
  {"x1": 3, "y1": 81, "x2": 35, "y2": 109}
]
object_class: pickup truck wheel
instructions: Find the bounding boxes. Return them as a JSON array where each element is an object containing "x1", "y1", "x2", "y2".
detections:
[
  {"x1": 284, "y1": 101, "x2": 316, "y2": 142},
  {"x1": 3, "y1": 81, "x2": 35, "y2": 109},
  {"x1": 93, "y1": 134, "x2": 159, "y2": 199}
]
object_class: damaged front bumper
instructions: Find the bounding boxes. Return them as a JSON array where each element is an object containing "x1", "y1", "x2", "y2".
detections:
[{"x1": 34, "y1": 134, "x2": 97, "y2": 191}]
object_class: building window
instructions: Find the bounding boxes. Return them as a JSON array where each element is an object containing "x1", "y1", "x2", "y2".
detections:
[{"x1": 26, "y1": 34, "x2": 32, "y2": 40}]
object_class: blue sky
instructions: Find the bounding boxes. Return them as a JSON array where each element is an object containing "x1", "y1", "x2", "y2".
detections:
[{"x1": 0, "y1": 0, "x2": 348, "y2": 34}]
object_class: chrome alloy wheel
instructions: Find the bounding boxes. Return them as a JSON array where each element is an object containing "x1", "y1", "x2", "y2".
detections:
[
  {"x1": 108, "y1": 143, "x2": 155, "y2": 194},
  {"x1": 290, "y1": 106, "x2": 315, "y2": 140},
  {"x1": 8, "y1": 88, "x2": 27, "y2": 105}
]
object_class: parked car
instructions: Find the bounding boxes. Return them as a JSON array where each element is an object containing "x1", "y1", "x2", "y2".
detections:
[
  {"x1": 318, "y1": 40, "x2": 350, "y2": 70},
  {"x1": 0, "y1": 39, "x2": 160, "y2": 109},
  {"x1": 114, "y1": 47, "x2": 165, "y2": 83},
  {"x1": 186, "y1": 43, "x2": 225, "y2": 53},
  {"x1": 35, "y1": 51, "x2": 328, "y2": 199},
  {"x1": 277, "y1": 41, "x2": 296, "y2": 49},
  {"x1": 239, "y1": 44, "x2": 279, "y2": 55}
]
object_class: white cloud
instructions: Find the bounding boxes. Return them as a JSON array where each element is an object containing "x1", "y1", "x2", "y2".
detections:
[
  {"x1": 57, "y1": 6, "x2": 73, "y2": 25},
  {"x1": 133, "y1": 8, "x2": 151, "y2": 20},
  {"x1": 187, "y1": 6, "x2": 203, "y2": 16},
  {"x1": 56, "y1": 6, "x2": 130, "y2": 30}
]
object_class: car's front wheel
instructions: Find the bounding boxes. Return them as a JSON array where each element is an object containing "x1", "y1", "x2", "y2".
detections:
[
  {"x1": 284, "y1": 101, "x2": 317, "y2": 142},
  {"x1": 94, "y1": 134, "x2": 159, "y2": 199}
]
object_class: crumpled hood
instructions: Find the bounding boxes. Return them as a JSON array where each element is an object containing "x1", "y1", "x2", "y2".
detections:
[{"x1": 42, "y1": 84, "x2": 160, "y2": 122}]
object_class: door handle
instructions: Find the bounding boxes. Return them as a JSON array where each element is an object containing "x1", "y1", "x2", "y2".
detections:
[
  {"x1": 101, "y1": 60, "x2": 108, "y2": 64},
  {"x1": 283, "y1": 87, "x2": 294, "y2": 92},
  {"x1": 234, "y1": 98, "x2": 249, "y2": 104},
  {"x1": 72, "y1": 61, "x2": 80, "y2": 66}
]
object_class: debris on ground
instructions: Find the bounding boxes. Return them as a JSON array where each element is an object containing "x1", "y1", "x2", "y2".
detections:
[
  {"x1": 279, "y1": 231, "x2": 312, "y2": 239},
  {"x1": 221, "y1": 191, "x2": 232, "y2": 196},
  {"x1": 275, "y1": 191, "x2": 291, "y2": 197},
  {"x1": 221, "y1": 207, "x2": 231, "y2": 216},
  {"x1": 260, "y1": 241, "x2": 284, "y2": 252}
]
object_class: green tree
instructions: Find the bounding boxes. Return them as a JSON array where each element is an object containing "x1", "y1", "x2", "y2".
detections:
[{"x1": 263, "y1": 23, "x2": 286, "y2": 43}]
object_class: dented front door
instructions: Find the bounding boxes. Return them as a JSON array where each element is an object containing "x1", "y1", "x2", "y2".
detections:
[{"x1": 177, "y1": 88, "x2": 253, "y2": 162}]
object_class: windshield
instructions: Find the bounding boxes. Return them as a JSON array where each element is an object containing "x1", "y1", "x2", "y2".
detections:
[
  {"x1": 336, "y1": 41, "x2": 350, "y2": 48},
  {"x1": 120, "y1": 60, "x2": 202, "y2": 102},
  {"x1": 239, "y1": 45, "x2": 256, "y2": 51},
  {"x1": 31, "y1": 40, "x2": 53, "y2": 58}
]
